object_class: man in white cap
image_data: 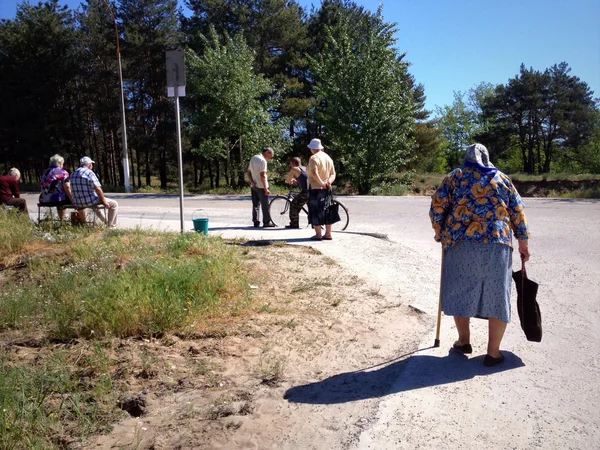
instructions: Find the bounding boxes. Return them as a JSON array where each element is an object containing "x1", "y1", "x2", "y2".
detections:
[
  {"x1": 70, "y1": 156, "x2": 118, "y2": 227},
  {"x1": 247, "y1": 147, "x2": 276, "y2": 228},
  {"x1": 306, "y1": 138, "x2": 336, "y2": 240}
]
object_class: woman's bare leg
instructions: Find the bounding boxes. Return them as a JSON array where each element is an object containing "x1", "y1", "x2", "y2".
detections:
[
  {"x1": 487, "y1": 317, "x2": 507, "y2": 358},
  {"x1": 454, "y1": 316, "x2": 471, "y2": 345}
]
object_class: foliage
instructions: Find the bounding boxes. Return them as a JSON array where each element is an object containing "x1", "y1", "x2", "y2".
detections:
[
  {"x1": 435, "y1": 91, "x2": 480, "y2": 170},
  {"x1": 185, "y1": 28, "x2": 289, "y2": 187},
  {"x1": 183, "y1": 0, "x2": 312, "y2": 143},
  {"x1": 309, "y1": 7, "x2": 414, "y2": 194},
  {"x1": 0, "y1": 1, "x2": 80, "y2": 181},
  {"x1": 481, "y1": 63, "x2": 598, "y2": 174},
  {"x1": 1, "y1": 1, "x2": 599, "y2": 189},
  {"x1": 119, "y1": 0, "x2": 180, "y2": 188}
]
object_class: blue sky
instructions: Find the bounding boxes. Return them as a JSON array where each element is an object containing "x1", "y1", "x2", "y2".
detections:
[{"x1": 2, "y1": 0, "x2": 599, "y2": 112}]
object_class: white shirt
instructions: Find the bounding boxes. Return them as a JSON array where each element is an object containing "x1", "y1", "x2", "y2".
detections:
[{"x1": 248, "y1": 154, "x2": 268, "y2": 189}]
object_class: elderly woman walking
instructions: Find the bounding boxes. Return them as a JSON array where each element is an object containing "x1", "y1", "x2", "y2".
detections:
[{"x1": 429, "y1": 143, "x2": 530, "y2": 366}]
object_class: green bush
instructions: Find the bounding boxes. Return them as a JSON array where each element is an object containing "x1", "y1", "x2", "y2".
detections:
[{"x1": 0, "y1": 231, "x2": 251, "y2": 338}]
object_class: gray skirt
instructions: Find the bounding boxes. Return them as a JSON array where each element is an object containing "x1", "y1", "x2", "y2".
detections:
[{"x1": 441, "y1": 240, "x2": 512, "y2": 323}]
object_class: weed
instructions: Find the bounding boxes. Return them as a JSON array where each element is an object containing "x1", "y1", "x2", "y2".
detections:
[
  {"x1": 331, "y1": 297, "x2": 344, "y2": 307},
  {"x1": 291, "y1": 282, "x2": 311, "y2": 294},
  {"x1": 282, "y1": 319, "x2": 297, "y2": 329},
  {"x1": 0, "y1": 348, "x2": 119, "y2": 449},
  {"x1": 259, "y1": 302, "x2": 276, "y2": 313},
  {"x1": 138, "y1": 351, "x2": 158, "y2": 379},
  {"x1": 368, "y1": 285, "x2": 383, "y2": 297},
  {"x1": 323, "y1": 256, "x2": 337, "y2": 266},
  {"x1": 0, "y1": 207, "x2": 36, "y2": 264},
  {"x1": 258, "y1": 352, "x2": 287, "y2": 385}
]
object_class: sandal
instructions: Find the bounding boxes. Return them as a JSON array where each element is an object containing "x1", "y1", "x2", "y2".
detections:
[
  {"x1": 310, "y1": 235, "x2": 322, "y2": 241},
  {"x1": 483, "y1": 353, "x2": 505, "y2": 367},
  {"x1": 322, "y1": 236, "x2": 332, "y2": 240},
  {"x1": 452, "y1": 342, "x2": 473, "y2": 354}
]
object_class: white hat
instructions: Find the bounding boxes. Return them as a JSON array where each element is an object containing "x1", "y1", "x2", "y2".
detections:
[
  {"x1": 80, "y1": 156, "x2": 95, "y2": 166},
  {"x1": 307, "y1": 138, "x2": 324, "y2": 150}
]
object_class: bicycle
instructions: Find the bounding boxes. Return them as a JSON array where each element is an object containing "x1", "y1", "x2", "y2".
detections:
[{"x1": 269, "y1": 189, "x2": 349, "y2": 231}]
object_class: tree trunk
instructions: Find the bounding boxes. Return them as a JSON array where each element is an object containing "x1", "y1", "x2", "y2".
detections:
[
  {"x1": 199, "y1": 157, "x2": 205, "y2": 186},
  {"x1": 193, "y1": 157, "x2": 198, "y2": 188},
  {"x1": 238, "y1": 135, "x2": 245, "y2": 187},
  {"x1": 225, "y1": 142, "x2": 231, "y2": 186},
  {"x1": 208, "y1": 161, "x2": 214, "y2": 189},
  {"x1": 145, "y1": 147, "x2": 151, "y2": 186}
]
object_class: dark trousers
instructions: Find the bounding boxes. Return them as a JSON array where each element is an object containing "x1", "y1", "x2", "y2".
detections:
[
  {"x1": 1, "y1": 197, "x2": 27, "y2": 213},
  {"x1": 289, "y1": 191, "x2": 309, "y2": 226},
  {"x1": 251, "y1": 187, "x2": 272, "y2": 225}
]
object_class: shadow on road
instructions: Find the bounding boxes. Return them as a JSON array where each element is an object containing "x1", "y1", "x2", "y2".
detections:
[
  {"x1": 240, "y1": 237, "x2": 324, "y2": 245},
  {"x1": 284, "y1": 350, "x2": 524, "y2": 405}
]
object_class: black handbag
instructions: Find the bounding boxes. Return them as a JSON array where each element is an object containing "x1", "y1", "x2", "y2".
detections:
[
  {"x1": 325, "y1": 197, "x2": 341, "y2": 224},
  {"x1": 512, "y1": 260, "x2": 542, "y2": 342}
]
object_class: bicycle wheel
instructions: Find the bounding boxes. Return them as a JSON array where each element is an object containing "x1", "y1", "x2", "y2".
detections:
[
  {"x1": 269, "y1": 196, "x2": 292, "y2": 227},
  {"x1": 331, "y1": 200, "x2": 349, "y2": 231}
]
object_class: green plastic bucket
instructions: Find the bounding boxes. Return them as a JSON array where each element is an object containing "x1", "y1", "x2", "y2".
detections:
[{"x1": 192, "y1": 210, "x2": 209, "y2": 235}]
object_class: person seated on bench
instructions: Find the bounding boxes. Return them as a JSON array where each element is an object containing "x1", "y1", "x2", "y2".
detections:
[
  {"x1": 70, "y1": 156, "x2": 118, "y2": 227},
  {"x1": 0, "y1": 168, "x2": 28, "y2": 213},
  {"x1": 39, "y1": 154, "x2": 73, "y2": 220}
]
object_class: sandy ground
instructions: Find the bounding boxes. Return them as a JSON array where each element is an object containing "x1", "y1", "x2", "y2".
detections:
[{"x1": 84, "y1": 243, "x2": 430, "y2": 450}]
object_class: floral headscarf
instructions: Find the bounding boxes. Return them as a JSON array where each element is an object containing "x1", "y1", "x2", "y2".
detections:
[{"x1": 464, "y1": 143, "x2": 497, "y2": 175}]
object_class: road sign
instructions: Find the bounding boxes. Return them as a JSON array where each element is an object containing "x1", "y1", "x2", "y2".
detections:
[{"x1": 166, "y1": 49, "x2": 186, "y2": 90}]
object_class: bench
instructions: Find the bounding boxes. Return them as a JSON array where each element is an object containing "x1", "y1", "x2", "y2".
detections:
[{"x1": 37, "y1": 202, "x2": 107, "y2": 226}]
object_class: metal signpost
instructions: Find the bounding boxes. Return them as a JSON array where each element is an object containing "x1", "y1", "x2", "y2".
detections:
[
  {"x1": 166, "y1": 49, "x2": 186, "y2": 233},
  {"x1": 100, "y1": 0, "x2": 131, "y2": 192}
]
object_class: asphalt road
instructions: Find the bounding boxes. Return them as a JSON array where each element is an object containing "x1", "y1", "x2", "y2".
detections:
[{"x1": 23, "y1": 192, "x2": 600, "y2": 448}]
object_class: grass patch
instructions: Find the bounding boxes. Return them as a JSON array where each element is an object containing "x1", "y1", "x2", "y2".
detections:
[
  {"x1": 1, "y1": 230, "x2": 251, "y2": 339},
  {"x1": 0, "y1": 344, "x2": 120, "y2": 449},
  {"x1": 0, "y1": 207, "x2": 37, "y2": 264},
  {"x1": 0, "y1": 212, "x2": 254, "y2": 448}
]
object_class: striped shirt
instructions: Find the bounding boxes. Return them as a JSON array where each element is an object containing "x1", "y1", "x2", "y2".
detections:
[{"x1": 70, "y1": 166, "x2": 102, "y2": 207}]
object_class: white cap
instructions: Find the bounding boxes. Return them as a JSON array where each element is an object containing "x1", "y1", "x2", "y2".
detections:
[{"x1": 80, "y1": 156, "x2": 95, "y2": 166}]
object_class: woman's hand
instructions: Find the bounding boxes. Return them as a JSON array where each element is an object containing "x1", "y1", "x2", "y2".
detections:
[{"x1": 518, "y1": 239, "x2": 530, "y2": 262}]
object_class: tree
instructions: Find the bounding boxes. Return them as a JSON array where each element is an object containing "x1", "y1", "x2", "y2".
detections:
[
  {"x1": 76, "y1": 0, "x2": 131, "y2": 186},
  {"x1": 309, "y1": 7, "x2": 414, "y2": 194},
  {"x1": 482, "y1": 63, "x2": 598, "y2": 174},
  {"x1": 185, "y1": 28, "x2": 287, "y2": 188},
  {"x1": 183, "y1": 0, "x2": 310, "y2": 142},
  {"x1": 119, "y1": 0, "x2": 180, "y2": 188},
  {"x1": 0, "y1": 0, "x2": 80, "y2": 179},
  {"x1": 405, "y1": 73, "x2": 442, "y2": 172},
  {"x1": 435, "y1": 92, "x2": 479, "y2": 170}
]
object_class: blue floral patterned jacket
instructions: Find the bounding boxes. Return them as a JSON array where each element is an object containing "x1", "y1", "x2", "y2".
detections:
[{"x1": 429, "y1": 165, "x2": 529, "y2": 251}]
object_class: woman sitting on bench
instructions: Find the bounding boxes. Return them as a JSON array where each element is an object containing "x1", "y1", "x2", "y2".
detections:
[{"x1": 39, "y1": 154, "x2": 73, "y2": 220}]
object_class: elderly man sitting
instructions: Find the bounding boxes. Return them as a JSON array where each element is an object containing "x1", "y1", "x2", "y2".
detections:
[
  {"x1": 0, "y1": 168, "x2": 28, "y2": 213},
  {"x1": 70, "y1": 156, "x2": 118, "y2": 227}
]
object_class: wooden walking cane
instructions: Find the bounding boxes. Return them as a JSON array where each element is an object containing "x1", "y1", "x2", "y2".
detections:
[{"x1": 434, "y1": 249, "x2": 444, "y2": 347}]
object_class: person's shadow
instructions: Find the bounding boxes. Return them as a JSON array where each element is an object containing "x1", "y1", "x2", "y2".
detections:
[{"x1": 284, "y1": 350, "x2": 524, "y2": 405}]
